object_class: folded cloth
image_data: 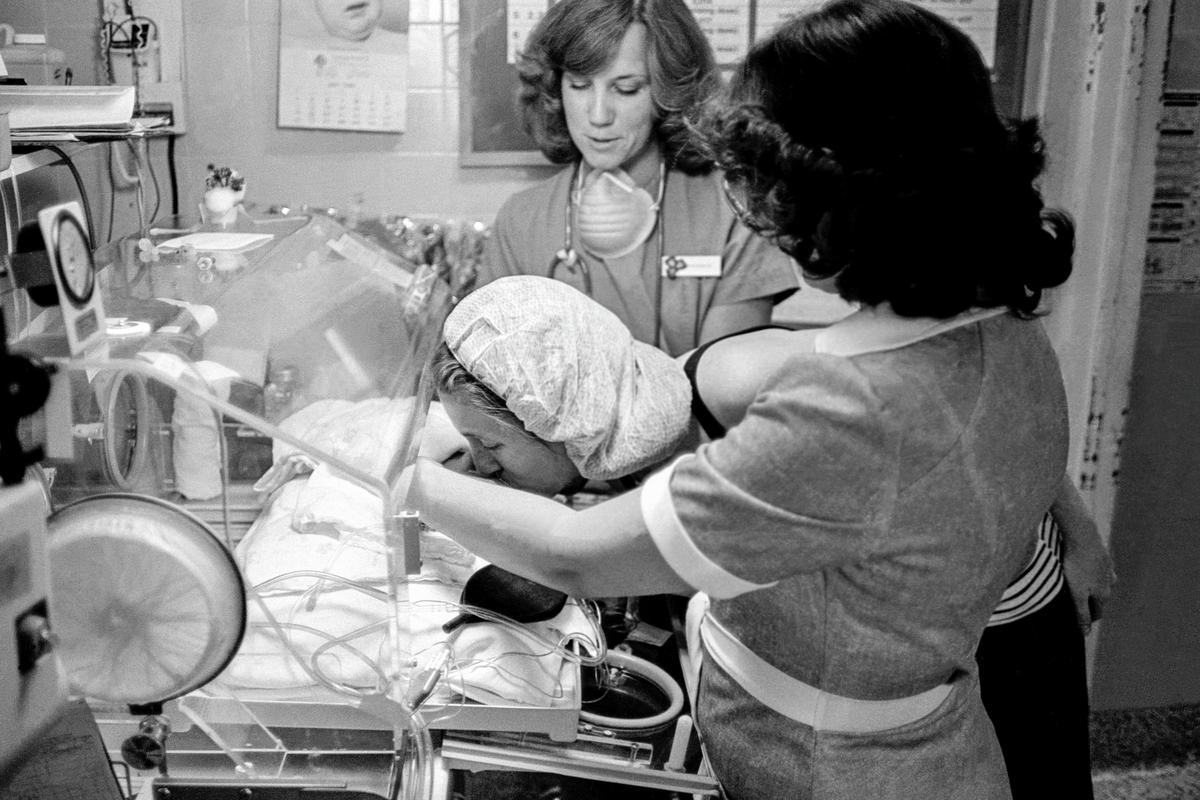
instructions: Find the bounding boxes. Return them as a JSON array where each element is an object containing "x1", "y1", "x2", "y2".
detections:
[
  {"x1": 447, "y1": 600, "x2": 595, "y2": 707},
  {"x1": 170, "y1": 360, "x2": 240, "y2": 500}
]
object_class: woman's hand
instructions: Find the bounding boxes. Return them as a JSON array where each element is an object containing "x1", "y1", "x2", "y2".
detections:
[
  {"x1": 1053, "y1": 477, "x2": 1117, "y2": 635},
  {"x1": 1061, "y1": 520, "x2": 1116, "y2": 635}
]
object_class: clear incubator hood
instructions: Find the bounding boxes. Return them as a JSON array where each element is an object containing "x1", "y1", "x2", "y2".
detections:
[
  {"x1": 4, "y1": 205, "x2": 713, "y2": 799},
  {"x1": 5, "y1": 209, "x2": 599, "y2": 798}
]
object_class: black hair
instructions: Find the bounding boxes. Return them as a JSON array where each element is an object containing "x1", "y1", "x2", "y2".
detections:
[{"x1": 696, "y1": 0, "x2": 1073, "y2": 318}]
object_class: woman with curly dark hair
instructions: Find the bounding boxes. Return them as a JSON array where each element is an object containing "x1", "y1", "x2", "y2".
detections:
[
  {"x1": 704, "y1": 6, "x2": 1112, "y2": 794},
  {"x1": 473, "y1": 0, "x2": 798, "y2": 357},
  {"x1": 412, "y1": 2, "x2": 1083, "y2": 797}
]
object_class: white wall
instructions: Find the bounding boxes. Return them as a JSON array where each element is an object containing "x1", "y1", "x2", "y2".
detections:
[
  {"x1": 174, "y1": 0, "x2": 555, "y2": 223},
  {"x1": 0, "y1": 0, "x2": 557, "y2": 226}
]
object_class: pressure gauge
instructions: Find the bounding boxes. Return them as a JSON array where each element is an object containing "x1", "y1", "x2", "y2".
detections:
[
  {"x1": 49, "y1": 210, "x2": 95, "y2": 307},
  {"x1": 37, "y1": 201, "x2": 106, "y2": 356},
  {"x1": 46, "y1": 494, "x2": 247, "y2": 706}
]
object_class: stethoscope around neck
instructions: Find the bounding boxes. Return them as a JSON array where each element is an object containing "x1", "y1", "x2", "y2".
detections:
[{"x1": 548, "y1": 158, "x2": 675, "y2": 347}]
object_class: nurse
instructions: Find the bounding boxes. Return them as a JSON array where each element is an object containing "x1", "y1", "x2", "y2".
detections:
[
  {"x1": 475, "y1": 0, "x2": 799, "y2": 356},
  {"x1": 412, "y1": 2, "x2": 1078, "y2": 797}
]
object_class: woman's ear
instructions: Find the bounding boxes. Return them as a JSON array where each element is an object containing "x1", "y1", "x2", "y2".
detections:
[{"x1": 800, "y1": 211, "x2": 845, "y2": 293}]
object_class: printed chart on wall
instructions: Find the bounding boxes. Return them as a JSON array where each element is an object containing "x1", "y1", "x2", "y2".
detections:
[
  {"x1": 685, "y1": 0, "x2": 997, "y2": 67},
  {"x1": 1145, "y1": 92, "x2": 1200, "y2": 294},
  {"x1": 277, "y1": 0, "x2": 409, "y2": 132}
]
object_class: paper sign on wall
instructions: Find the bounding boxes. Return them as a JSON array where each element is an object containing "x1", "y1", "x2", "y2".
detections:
[
  {"x1": 507, "y1": 0, "x2": 549, "y2": 64},
  {"x1": 685, "y1": 0, "x2": 752, "y2": 66},
  {"x1": 1145, "y1": 92, "x2": 1200, "y2": 294},
  {"x1": 753, "y1": 0, "x2": 997, "y2": 68}
]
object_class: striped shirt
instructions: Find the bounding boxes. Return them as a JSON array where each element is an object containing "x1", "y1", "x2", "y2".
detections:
[{"x1": 987, "y1": 512, "x2": 1064, "y2": 626}]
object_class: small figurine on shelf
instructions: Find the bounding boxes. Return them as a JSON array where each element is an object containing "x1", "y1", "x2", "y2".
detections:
[{"x1": 200, "y1": 164, "x2": 246, "y2": 227}]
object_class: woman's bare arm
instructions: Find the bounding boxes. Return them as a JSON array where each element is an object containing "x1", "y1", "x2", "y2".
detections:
[{"x1": 410, "y1": 458, "x2": 692, "y2": 598}]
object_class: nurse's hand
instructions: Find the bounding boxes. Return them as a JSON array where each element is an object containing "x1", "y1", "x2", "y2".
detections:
[
  {"x1": 1061, "y1": 521, "x2": 1116, "y2": 635},
  {"x1": 1053, "y1": 477, "x2": 1117, "y2": 635}
]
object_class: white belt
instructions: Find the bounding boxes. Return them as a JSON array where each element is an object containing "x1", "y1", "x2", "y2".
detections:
[{"x1": 696, "y1": 597, "x2": 953, "y2": 734}]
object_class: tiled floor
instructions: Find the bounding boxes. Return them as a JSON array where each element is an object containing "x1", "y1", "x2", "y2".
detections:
[
  {"x1": 1094, "y1": 760, "x2": 1200, "y2": 799},
  {"x1": 1091, "y1": 703, "x2": 1200, "y2": 799}
]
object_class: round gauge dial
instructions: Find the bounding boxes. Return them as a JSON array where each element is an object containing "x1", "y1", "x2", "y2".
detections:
[
  {"x1": 51, "y1": 211, "x2": 94, "y2": 306},
  {"x1": 46, "y1": 494, "x2": 247, "y2": 705}
]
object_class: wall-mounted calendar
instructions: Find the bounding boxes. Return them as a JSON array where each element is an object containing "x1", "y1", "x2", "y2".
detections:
[{"x1": 277, "y1": 0, "x2": 409, "y2": 133}]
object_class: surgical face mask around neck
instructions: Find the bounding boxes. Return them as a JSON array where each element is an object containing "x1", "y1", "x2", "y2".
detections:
[{"x1": 575, "y1": 168, "x2": 659, "y2": 259}]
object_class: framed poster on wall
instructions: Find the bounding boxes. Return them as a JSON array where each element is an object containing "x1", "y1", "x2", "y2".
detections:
[
  {"x1": 459, "y1": 0, "x2": 1032, "y2": 167},
  {"x1": 458, "y1": 0, "x2": 551, "y2": 166}
]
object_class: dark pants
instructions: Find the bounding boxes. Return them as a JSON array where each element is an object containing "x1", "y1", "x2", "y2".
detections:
[{"x1": 976, "y1": 586, "x2": 1095, "y2": 800}]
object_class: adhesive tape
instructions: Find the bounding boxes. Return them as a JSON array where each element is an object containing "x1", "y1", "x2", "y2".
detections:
[{"x1": 106, "y1": 318, "x2": 152, "y2": 337}]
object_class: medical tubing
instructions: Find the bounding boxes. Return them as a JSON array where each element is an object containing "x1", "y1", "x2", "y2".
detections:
[
  {"x1": 214, "y1": 404, "x2": 234, "y2": 550},
  {"x1": 397, "y1": 709, "x2": 434, "y2": 800},
  {"x1": 248, "y1": 591, "x2": 366, "y2": 698},
  {"x1": 252, "y1": 570, "x2": 392, "y2": 690},
  {"x1": 308, "y1": 619, "x2": 391, "y2": 688},
  {"x1": 294, "y1": 534, "x2": 363, "y2": 613},
  {"x1": 443, "y1": 656, "x2": 565, "y2": 701},
  {"x1": 143, "y1": 138, "x2": 163, "y2": 222},
  {"x1": 98, "y1": 369, "x2": 152, "y2": 491},
  {"x1": 247, "y1": 616, "x2": 388, "y2": 689},
  {"x1": 167, "y1": 133, "x2": 179, "y2": 216},
  {"x1": 299, "y1": 529, "x2": 390, "y2": 613},
  {"x1": 105, "y1": 142, "x2": 127, "y2": 242},
  {"x1": 253, "y1": 570, "x2": 390, "y2": 601},
  {"x1": 45, "y1": 145, "x2": 97, "y2": 249},
  {"x1": 411, "y1": 641, "x2": 488, "y2": 724},
  {"x1": 63, "y1": 358, "x2": 391, "y2": 503},
  {"x1": 127, "y1": 140, "x2": 148, "y2": 233}
]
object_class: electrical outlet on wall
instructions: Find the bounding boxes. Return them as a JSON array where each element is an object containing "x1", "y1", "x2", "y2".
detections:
[{"x1": 101, "y1": 0, "x2": 187, "y2": 132}]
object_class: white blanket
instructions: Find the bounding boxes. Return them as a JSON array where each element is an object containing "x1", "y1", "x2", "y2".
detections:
[{"x1": 214, "y1": 396, "x2": 596, "y2": 707}]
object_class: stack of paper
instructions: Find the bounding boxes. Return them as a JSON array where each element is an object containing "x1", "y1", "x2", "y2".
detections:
[{"x1": 0, "y1": 85, "x2": 139, "y2": 139}]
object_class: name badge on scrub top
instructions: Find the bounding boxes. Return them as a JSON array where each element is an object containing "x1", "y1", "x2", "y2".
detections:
[{"x1": 661, "y1": 254, "x2": 722, "y2": 278}]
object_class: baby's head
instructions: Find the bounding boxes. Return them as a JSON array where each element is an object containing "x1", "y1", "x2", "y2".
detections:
[
  {"x1": 314, "y1": 0, "x2": 382, "y2": 41},
  {"x1": 432, "y1": 276, "x2": 692, "y2": 495}
]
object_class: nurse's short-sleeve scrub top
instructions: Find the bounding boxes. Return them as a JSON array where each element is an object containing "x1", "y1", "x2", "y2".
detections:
[
  {"x1": 643, "y1": 309, "x2": 1069, "y2": 800},
  {"x1": 476, "y1": 164, "x2": 801, "y2": 357}
]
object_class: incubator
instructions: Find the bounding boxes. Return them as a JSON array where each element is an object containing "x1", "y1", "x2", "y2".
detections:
[{"x1": 1, "y1": 201, "x2": 715, "y2": 798}]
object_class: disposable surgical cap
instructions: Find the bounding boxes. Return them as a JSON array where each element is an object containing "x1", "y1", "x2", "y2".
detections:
[{"x1": 443, "y1": 276, "x2": 692, "y2": 480}]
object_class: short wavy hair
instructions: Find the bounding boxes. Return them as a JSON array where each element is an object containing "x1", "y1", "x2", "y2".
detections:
[
  {"x1": 695, "y1": 0, "x2": 1073, "y2": 318},
  {"x1": 516, "y1": 0, "x2": 720, "y2": 174}
]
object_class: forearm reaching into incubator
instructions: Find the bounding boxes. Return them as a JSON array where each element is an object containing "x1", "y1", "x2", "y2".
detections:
[{"x1": 409, "y1": 459, "x2": 689, "y2": 598}]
